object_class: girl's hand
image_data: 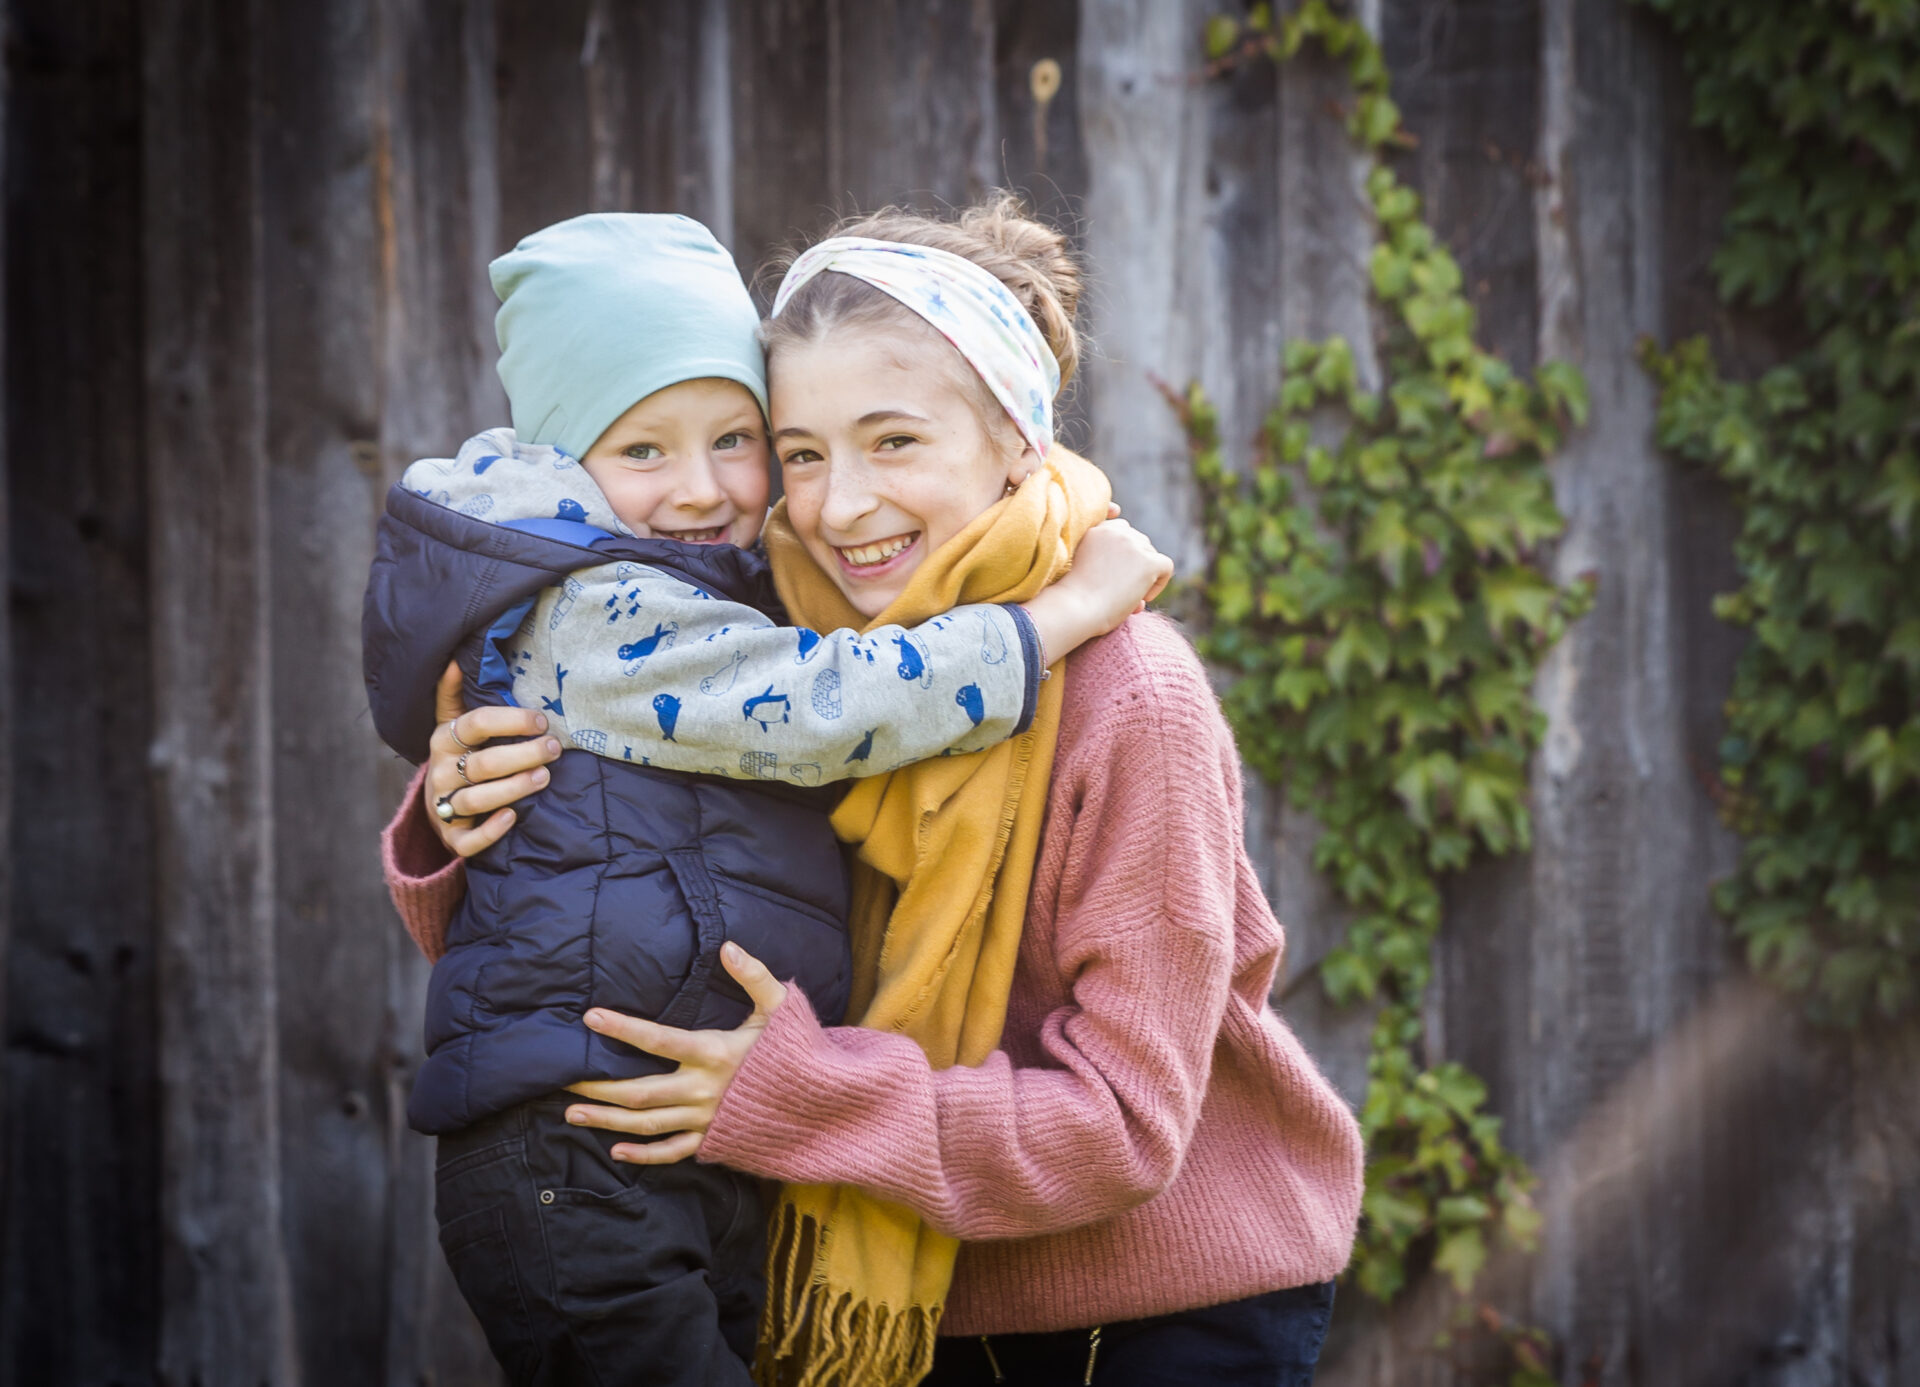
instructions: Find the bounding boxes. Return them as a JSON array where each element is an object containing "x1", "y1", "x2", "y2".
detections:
[
  {"x1": 562, "y1": 944, "x2": 787, "y2": 1164},
  {"x1": 423, "y1": 662, "x2": 563, "y2": 857},
  {"x1": 1019, "y1": 518, "x2": 1175, "y2": 660}
]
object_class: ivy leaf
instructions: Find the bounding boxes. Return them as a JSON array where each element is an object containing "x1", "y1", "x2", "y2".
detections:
[
  {"x1": 1326, "y1": 620, "x2": 1394, "y2": 688},
  {"x1": 1432, "y1": 1227, "x2": 1488, "y2": 1293},
  {"x1": 1204, "y1": 14, "x2": 1241, "y2": 59},
  {"x1": 1536, "y1": 359, "x2": 1590, "y2": 426},
  {"x1": 1481, "y1": 568, "x2": 1560, "y2": 637},
  {"x1": 1361, "y1": 500, "x2": 1417, "y2": 586}
]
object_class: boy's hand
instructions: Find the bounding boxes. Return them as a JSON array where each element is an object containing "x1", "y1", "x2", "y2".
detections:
[
  {"x1": 1066, "y1": 517, "x2": 1175, "y2": 618},
  {"x1": 1018, "y1": 518, "x2": 1173, "y2": 664}
]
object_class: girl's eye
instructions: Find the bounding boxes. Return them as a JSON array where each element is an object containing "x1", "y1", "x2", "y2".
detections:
[
  {"x1": 876, "y1": 434, "x2": 917, "y2": 451},
  {"x1": 715, "y1": 432, "x2": 750, "y2": 450},
  {"x1": 623, "y1": 443, "x2": 664, "y2": 462},
  {"x1": 781, "y1": 448, "x2": 823, "y2": 467}
]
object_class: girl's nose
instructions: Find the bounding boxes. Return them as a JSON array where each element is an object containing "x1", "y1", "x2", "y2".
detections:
[{"x1": 819, "y1": 453, "x2": 878, "y2": 533}]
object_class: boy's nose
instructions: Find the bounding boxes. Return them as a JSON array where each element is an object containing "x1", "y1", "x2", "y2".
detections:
[{"x1": 675, "y1": 458, "x2": 725, "y2": 510}]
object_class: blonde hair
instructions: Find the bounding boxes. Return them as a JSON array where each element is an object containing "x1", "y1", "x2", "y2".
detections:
[{"x1": 760, "y1": 194, "x2": 1082, "y2": 446}]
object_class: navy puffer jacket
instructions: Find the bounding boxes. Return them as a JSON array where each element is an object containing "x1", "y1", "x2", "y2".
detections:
[{"x1": 363, "y1": 485, "x2": 851, "y2": 1135}]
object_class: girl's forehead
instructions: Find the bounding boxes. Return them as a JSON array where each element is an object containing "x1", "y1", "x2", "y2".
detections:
[{"x1": 769, "y1": 326, "x2": 975, "y2": 412}]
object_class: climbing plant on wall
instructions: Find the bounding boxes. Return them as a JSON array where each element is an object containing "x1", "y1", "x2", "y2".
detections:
[
  {"x1": 1636, "y1": 0, "x2": 1919, "y2": 1027},
  {"x1": 1176, "y1": 4, "x2": 1589, "y2": 1372}
]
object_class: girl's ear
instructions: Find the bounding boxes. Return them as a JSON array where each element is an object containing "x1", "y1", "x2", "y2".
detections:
[{"x1": 1004, "y1": 443, "x2": 1043, "y2": 493}]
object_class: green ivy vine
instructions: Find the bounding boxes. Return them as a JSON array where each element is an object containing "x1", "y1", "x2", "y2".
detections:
[
  {"x1": 1178, "y1": 5, "x2": 1591, "y2": 1376},
  {"x1": 1635, "y1": 0, "x2": 1919, "y2": 1027}
]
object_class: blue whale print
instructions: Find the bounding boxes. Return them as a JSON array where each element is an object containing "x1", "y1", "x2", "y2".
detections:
[
  {"x1": 742, "y1": 686, "x2": 791, "y2": 730},
  {"x1": 795, "y1": 628, "x2": 824, "y2": 663},
  {"x1": 844, "y1": 727, "x2": 877, "y2": 764},
  {"x1": 555, "y1": 498, "x2": 588, "y2": 522},
  {"x1": 652, "y1": 692, "x2": 681, "y2": 742},
  {"x1": 955, "y1": 683, "x2": 985, "y2": 727},
  {"x1": 618, "y1": 620, "x2": 678, "y2": 666},
  {"x1": 894, "y1": 632, "x2": 932, "y2": 686},
  {"x1": 472, "y1": 453, "x2": 501, "y2": 475}
]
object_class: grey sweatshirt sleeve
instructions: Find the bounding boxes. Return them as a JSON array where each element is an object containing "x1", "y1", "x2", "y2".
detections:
[{"x1": 510, "y1": 562, "x2": 1035, "y2": 786}]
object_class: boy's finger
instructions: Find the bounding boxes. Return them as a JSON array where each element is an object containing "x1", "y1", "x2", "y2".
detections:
[
  {"x1": 720, "y1": 942, "x2": 788, "y2": 1017},
  {"x1": 583, "y1": 1007, "x2": 703, "y2": 1062},
  {"x1": 612, "y1": 1132, "x2": 703, "y2": 1166}
]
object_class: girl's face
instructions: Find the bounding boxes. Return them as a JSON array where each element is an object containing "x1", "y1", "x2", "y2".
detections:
[
  {"x1": 770, "y1": 327, "x2": 1039, "y2": 618},
  {"x1": 580, "y1": 377, "x2": 771, "y2": 546}
]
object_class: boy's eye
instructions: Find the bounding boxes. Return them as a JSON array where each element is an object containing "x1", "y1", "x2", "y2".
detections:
[
  {"x1": 715, "y1": 431, "x2": 749, "y2": 450},
  {"x1": 876, "y1": 434, "x2": 917, "y2": 451},
  {"x1": 623, "y1": 443, "x2": 664, "y2": 462},
  {"x1": 780, "y1": 448, "x2": 823, "y2": 467}
]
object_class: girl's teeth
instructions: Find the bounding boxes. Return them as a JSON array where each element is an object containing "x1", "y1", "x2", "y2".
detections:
[
  {"x1": 840, "y1": 534, "x2": 917, "y2": 567},
  {"x1": 666, "y1": 526, "x2": 724, "y2": 542}
]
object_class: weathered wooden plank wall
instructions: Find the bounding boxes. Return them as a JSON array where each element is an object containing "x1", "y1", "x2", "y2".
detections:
[{"x1": 4, "y1": 1, "x2": 1915, "y2": 1384}]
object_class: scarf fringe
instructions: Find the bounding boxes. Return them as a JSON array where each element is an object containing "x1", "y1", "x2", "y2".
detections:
[{"x1": 753, "y1": 1199, "x2": 942, "y2": 1387}]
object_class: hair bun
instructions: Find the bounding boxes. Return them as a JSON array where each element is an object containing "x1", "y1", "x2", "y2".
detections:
[{"x1": 829, "y1": 193, "x2": 1083, "y2": 389}]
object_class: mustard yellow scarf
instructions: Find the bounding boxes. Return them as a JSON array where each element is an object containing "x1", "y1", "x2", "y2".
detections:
[{"x1": 753, "y1": 448, "x2": 1111, "y2": 1386}]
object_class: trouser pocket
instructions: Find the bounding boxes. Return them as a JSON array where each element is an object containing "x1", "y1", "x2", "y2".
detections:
[
  {"x1": 435, "y1": 1138, "x2": 545, "y2": 1383},
  {"x1": 439, "y1": 1099, "x2": 763, "y2": 1387}
]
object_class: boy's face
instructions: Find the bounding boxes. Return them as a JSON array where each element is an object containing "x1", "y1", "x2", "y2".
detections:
[{"x1": 580, "y1": 377, "x2": 771, "y2": 547}]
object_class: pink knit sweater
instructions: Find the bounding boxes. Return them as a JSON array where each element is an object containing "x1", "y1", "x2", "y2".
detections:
[{"x1": 382, "y1": 614, "x2": 1364, "y2": 1334}]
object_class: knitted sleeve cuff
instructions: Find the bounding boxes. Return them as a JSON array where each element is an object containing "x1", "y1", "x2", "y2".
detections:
[{"x1": 382, "y1": 763, "x2": 467, "y2": 963}]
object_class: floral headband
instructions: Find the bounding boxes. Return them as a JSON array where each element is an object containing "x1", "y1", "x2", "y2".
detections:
[{"x1": 771, "y1": 235, "x2": 1061, "y2": 458}]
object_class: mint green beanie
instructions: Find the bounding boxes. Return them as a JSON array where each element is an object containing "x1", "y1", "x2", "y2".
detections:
[{"x1": 490, "y1": 213, "x2": 768, "y2": 461}]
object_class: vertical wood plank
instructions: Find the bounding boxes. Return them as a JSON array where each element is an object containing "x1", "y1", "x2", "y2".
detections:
[
  {"x1": 0, "y1": 2, "x2": 160, "y2": 1382},
  {"x1": 376, "y1": 1, "x2": 509, "y2": 1379},
  {"x1": 494, "y1": 0, "x2": 594, "y2": 250},
  {"x1": 144, "y1": 0, "x2": 298, "y2": 1381},
  {"x1": 1517, "y1": 3, "x2": 1789, "y2": 1381},
  {"x1": 255, "y1": 1, "x2": 406, "y2": 1379},
  {"x1": 730, "y1": 0, "x2": 833, "y2": 280},
  {"x1": 1383, "y1": 0, "x2": 1544, "y2": 1189},
  {"x1": 828, "y1": 0, "x2": 990, "y2": 213},
  {"x1": 580, "y1": 0, "x2": 736, "y2": 238}
]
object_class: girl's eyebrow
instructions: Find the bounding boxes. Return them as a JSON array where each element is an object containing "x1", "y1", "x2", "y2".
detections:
[{"x1": 773, "y1": 409, "x2": 931, "y2": 443}]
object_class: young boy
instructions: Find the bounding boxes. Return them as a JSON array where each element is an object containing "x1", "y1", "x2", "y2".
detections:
[{"x1": 361, "y1": 213, "x2": 1152, "y2": 1386}]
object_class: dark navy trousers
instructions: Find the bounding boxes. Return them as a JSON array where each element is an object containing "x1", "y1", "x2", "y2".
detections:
[
  {"x1": 434, "y1": 1097, "x2": 767, "y2": 1387},
  {"x1": 922, "y1": 1280, "x2": 1337, "y2": 1387}
]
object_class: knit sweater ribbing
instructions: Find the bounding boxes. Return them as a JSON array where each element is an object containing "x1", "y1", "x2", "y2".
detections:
[{"x1": 380, "y1": 613, "x2": 1364, "y2": 1334}]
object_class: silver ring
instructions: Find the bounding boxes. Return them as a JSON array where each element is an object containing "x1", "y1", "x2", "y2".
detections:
[
  {"x1": 456, "y1": 751, "x2": 473, "y2": 785},
  {"x1": 434, "y1": 793, "x2": 460, "y2": 824},
  {"x1": 448, "y1": 718, "x2": 477, "y2": 754}
]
